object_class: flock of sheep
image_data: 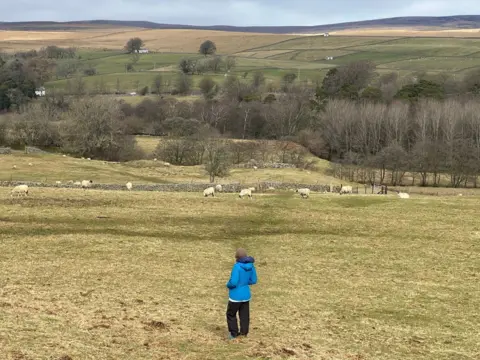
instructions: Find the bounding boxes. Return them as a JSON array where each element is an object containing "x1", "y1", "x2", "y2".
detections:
[{"x1": 10, "y1": 181, "x2": 409, "y2": 199}]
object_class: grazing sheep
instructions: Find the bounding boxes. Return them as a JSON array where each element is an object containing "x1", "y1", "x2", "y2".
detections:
[
  {"x1": 81, "y1": 180, "x2": 93, "y2": 189},
  {"x1": 153, "y1": 158, "x2": 158, "y2": 162},
  {"x1": 398, "y1": 192, "x2": 410, "y2": 199},
  {"x1": 126, "y1": 182, "x2": 133, "y2": 191},
  {"x1": 215, "y1": 184, "x2": 223, "y2": 192},
  {"x1": 239, "y1": 188, "x2": 253, "y2": 199},
  {"x1": 339, "y1": 185, "x2": 353, "y2": 195},
  {"x1": 87, "y1": 158, "x2": 91, "y2": 161},
  {"x1": 28, "y1": 163, "x2": 33, "y2": 167},
  {"x1": 74, "y1": 181, "x2": 82, "y2": 186},
  {"x1": 163, "y1": 162, "x2": 171, "y2": 167},
  {"x1": 203, "y1": 187, "x2": 215, "y2": 197},
  {"x1": 296, "y1": 188, "x2": 310, "y2": 199},
  {"x1": 253, "y1": 166, "x2": 258, "y2": 170},
  {"x1": 62, "y1": 155, "x2": 66, "y2": 157},
  {"x1": 11, "y1": 184, "x2": 28, "y2": 197},
  {"x1": 55, "y1": 181, "x2": 62, "y2": 185},
  {"x1": 12, "y1": 165, "x2": 17, "y2": 170}
]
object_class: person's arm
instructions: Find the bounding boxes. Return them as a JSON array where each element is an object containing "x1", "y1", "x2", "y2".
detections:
[
  {"x1": 249, "y1": 265, "x2": 257, "y2": 285},
  {"x1": 226, "y1": 265, "x2": 239, "y2": 289}
]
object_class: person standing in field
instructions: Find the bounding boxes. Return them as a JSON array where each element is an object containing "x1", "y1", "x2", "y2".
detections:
[{"x1": 226, "y1": 248, "x2": 258, "y2": 339}]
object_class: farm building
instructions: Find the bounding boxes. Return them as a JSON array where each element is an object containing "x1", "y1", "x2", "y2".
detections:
[
  {"x1": 35, "y1": 87, "x2": 45, "y2": 96},
  {"x1": 323, "y1": 33, "x2": 330, "y2": 37},
  {"x1": 135, "y1": 48, "x2": 149, "y2": 54}
]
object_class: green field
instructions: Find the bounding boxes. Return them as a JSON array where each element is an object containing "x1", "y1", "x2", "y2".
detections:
[{"x1": 43, "y1": 35, "x2": 480, "y2": 93}]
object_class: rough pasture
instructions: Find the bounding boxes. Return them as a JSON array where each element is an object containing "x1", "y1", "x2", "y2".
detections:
[{"x1": 0, "y1": 188, "x2": 478, "y2": 359}]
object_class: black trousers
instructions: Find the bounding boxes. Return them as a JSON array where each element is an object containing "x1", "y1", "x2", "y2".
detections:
[{"x1": 226, "y1": 301, "x2": 250, "y2": 337}]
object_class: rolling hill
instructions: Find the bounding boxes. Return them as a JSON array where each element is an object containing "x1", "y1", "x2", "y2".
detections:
[{"x1": 1, "y1": 15, "x2": 480, "y2": 33}]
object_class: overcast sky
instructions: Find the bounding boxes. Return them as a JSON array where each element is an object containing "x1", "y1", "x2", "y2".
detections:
[{"x1": 1, "y1": 0, "x2": 479, "y2": 26}]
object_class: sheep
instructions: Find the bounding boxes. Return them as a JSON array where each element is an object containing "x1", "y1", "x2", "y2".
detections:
[
  {"x1": 398, "y1": 192, "x2": 410, "y2": 199},
  {"x1": 126, "y1": 182, "x2": 133, "y2": 191},
  {"x1": 296, "y1": 188, "x2": 310, "y2": 199},
  {"x1": 87, "y1": 158, "x2": 91, "y2": 161},
  {"x1": 339, "y1": 185, "x2": 353, "y2": 195},
  {"x1": 55, "y1": 181, "x2": 62, "y2": 185},
  {"x1": 163, "y1": 162, "x2": 171, "y2": 167},
  {"x1": 28, "y1": 163, "x2": 33, "y2": 167},
  {"x1": 74, "y1": 181, "x2": 82, "y2": 186},
  {"x1": 62, "y1": 155, "x2": 66, "y2": 157},
  {"x1": 203, "y1": 187, "x2": 215, "y2": 197},
  {"x1": 239, "y1": 188, "x2": 253, "y2": 199},
  {"x1": 81, "y1": 180, "x2": 93, "y2": 189},
  {"x1": 11, "y1": 184, "x2": 28, "y2": 197},
  {"x1": 12, "y1": 165, "x2": 17, "y2": 170},
  {"x1": 253, "y1": 166, "x2": 258, "y2": 170},
  {"x1": 153, "y1": 158, "x2": 158, "y2": 162},
  {"x1": 215, "y1": 184, "x2": 223, "y2": 192}
]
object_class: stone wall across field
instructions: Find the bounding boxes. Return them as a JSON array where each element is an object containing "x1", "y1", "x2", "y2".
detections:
[
  {"x1": 0, "y1": 147, "x2": 12, "y2": 155},
  {"x1": 0, "y1": 181, "x2": 342, "y2": 193}
]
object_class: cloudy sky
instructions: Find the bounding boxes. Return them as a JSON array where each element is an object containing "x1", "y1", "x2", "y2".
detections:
[{"x1": 1, "y1": 0, "x2": 479, "y2": 26}]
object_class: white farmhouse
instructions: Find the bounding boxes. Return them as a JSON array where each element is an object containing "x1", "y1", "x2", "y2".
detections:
[
  {"x1": 35, "y1": 87, "x2": 46, "y2": 97},
  {"x1": 135, "y1": 48, "x2": 149, "y2": 54}
]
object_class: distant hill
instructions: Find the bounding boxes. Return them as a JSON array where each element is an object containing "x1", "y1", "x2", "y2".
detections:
[{"x1": 1, "y1": 16, "x2": 480, "y2": 33}]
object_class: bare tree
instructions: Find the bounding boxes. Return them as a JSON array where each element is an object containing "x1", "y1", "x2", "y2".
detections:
[{"x1": 204, "y1": 139, "x2": 231, "y2": 182}]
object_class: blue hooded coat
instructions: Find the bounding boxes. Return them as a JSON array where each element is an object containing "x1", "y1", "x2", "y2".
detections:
[{"x1": 226, "y1": 256, "x2": 258, "y2": 302}]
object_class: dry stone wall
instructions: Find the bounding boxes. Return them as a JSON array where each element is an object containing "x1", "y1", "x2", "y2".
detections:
[{"x1": 0, "y1": 181, "x2": 340, "y2": 193}]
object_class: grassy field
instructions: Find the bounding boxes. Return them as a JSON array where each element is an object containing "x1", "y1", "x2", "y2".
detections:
[
  {"x1": 0, "y1": 186, "x2": 478, "y2": 359},
  {"x1": 0, "y1": 151, "x2": 342, "y2": 186},
  {"x1": 4, "y1": 26, "x2": 480, "y2": 92}
]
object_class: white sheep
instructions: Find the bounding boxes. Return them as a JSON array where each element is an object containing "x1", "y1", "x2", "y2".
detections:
[
  {"x1": 12, "y1": 165, "x2": 17, "y2": 170},
  {"x1": 296, "y1": 188, "x2": 310, "y2": 199},
  {"x1": 253, "y1": 166, "x2": 258, "y2": 170},
  {"x1": 11, "y1": 184, "x2": 28, "y2": 197},
  {"x1": 153, "y1": 158, "x2": 158, "y2": 162},
  {"x1": 87, "y1": 158, "x2": 91, "y2": 161},
  {"x1": 81, "y1": 180, "x2": 93, "y2": 189},
  {"x1": 239, "y1": 188, "x2": 253, "y2": 199},
  {"x1": 203, "y1": 187, "x2": 215, "y2": 197},
  {"x1": 62, "y1": 155, "x2": 66, "y2": 157},
  {"x1": 215, "y1": 184, "x2": 223, "y2": 192},
  {"x1": 163, "y1": 162, "x2": 171, "y2": 167},
  {"x1": 28, "y1": 163, "x2": 33, "y2": 167},
  {"x1": 126, "y1": 182, "x2": 133, "y2": 191},
  {"x1": 55, "y1": 181, "x2": 62, "y2": 185},
  {"x1": 398, "y1": 192, "x2": 410, "y2": 199},
  {"x1": 339, "y1": 185, "x2": 353, "y2": 195},
  {"x1": 74, "y1": 181, "x2": 82, "y2": 186}
]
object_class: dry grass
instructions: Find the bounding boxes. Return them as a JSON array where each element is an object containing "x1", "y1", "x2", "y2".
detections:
[
  {"x1": 0, "y1": 28, "x2": 296, "y2": 54},
  {"x1": 0, "y1": 152, "x2": 344, "y2": 186},
  {"x1": 0, "y1": 188, "x2": 478, "y2": 359},
  {"x1": 332, "y1": 27, "x2": 480, "y2": 37}
]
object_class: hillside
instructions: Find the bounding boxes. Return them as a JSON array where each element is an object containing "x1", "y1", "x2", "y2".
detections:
[{"x1": 1, "y1": 15, "x2": 480, "y2": 33}]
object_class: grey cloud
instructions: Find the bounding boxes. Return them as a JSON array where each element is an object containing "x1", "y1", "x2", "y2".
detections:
[{"x1": 1, "y1": 0, "x2": 479, "y2": 26}]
